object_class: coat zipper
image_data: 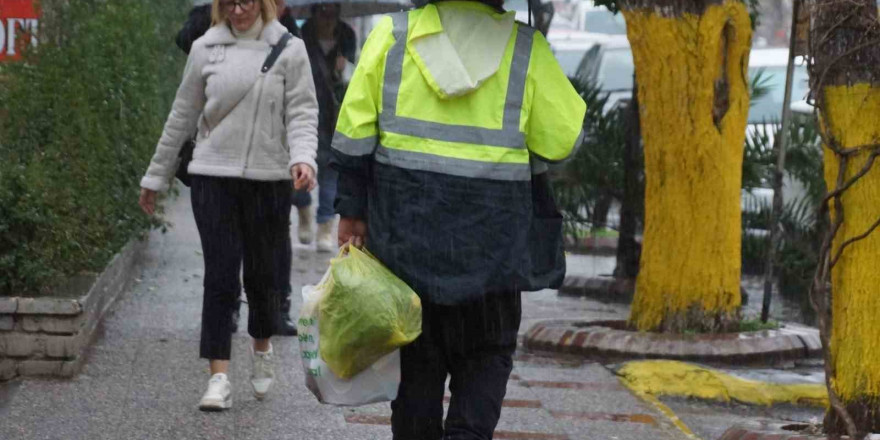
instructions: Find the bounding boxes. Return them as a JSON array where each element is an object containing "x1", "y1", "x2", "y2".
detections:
[{"x1": 242, "y1": 74, "x2": 266, "y2": 176}]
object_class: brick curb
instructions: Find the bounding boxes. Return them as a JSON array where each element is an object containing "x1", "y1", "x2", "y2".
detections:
[
  {"x1": 0, "y1": 237, "x2": 148, "y2": 380},
  {"x1": 524, "y1": 319, "x2": 822, "y2": 365},
  {"x1": 718, "y1": 425, "x2": 829, "y2": 440},
  {"x1": 558, "y1": 275, "x2": 635, "y2": 303}
]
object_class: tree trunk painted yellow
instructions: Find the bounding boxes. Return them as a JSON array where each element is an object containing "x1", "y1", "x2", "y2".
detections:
[
  {"x1": 822, "y1": 84, "x2": 880, "y2": 405},
  {"x1": 623, "y1": 2, "x2": 751, "y2": 332}
]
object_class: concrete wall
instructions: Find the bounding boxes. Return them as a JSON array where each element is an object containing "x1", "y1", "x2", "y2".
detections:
[{"x1": 0, "y1": 238, "x2": 147, "y2": 380}]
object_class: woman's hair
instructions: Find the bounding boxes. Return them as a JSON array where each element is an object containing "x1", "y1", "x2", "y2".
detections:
[{"x1": 211, "y1": 0, "x2": 278, "y2": 26}]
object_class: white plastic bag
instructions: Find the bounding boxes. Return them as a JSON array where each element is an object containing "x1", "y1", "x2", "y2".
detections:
[{"x1": 298, "y1": 271, "x2": 401, "y2": 406}]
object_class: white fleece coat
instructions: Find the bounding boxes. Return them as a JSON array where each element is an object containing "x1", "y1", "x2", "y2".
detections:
[{"x1": 140, "y1": 20, "x2": 319, "y2": 192}]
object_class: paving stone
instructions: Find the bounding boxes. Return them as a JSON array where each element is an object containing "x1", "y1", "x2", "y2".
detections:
[
  {"x1": 529, "y1": 387, "x2": 648, "y2": 414},
  {"x1": 0, "y1": 333, "x2": 40, "y2": 357},
  {"x1": 0, "y1": 297, "x2": 18, "y2": 314},
  {"x1": 0, "y1": 315, "x2": 14, "y2": 331},
  {"x1": 44, "y1": 333, "x2": 84, "y2": 359},
  {"x1": 17, "y1": 359, "x2": 79, "y2": 377},
  {"x1": 16, "y1": 298, "x2": 82, "y2": 316},
  {"x1": 19, "y1": 316, "x2": 83, "y2": 335},
  {"x1": 0, "y1": 358, "x2": 17, "y2": 381}
]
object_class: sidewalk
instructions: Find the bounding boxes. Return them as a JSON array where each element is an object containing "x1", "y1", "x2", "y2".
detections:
[{"x1": 0, "y1": 187, "x2": 690, "y2": 440}]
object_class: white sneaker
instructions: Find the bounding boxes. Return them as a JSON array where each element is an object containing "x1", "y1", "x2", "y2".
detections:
[
  {"x1": 199, "y1": 373, "x2": 232, "y2": 411},
  {"x1": 316, "y1": 222, "x2": 335, "y2": 253},
  {"x1": 251, "y1": 344, "x2": 275, "y2": 400},
  {"x1": 297, "y1": 207, "x2": 314, "y2": 245}
]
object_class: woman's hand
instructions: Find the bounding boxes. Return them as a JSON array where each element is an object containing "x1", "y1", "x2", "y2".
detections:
[
  {"x1": 291, "y1": 163, "x2": 317, "y2": 192},
  {"x1": 338, "y1": 217, "x2": 367, "y2": 248},
  {"x1": 139, "y1": 188, "x2": 157, "y2": 216}
]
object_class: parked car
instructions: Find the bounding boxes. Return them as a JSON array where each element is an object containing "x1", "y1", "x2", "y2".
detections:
[
  {"x1": 742, "y1": 48, "x2": 816, "y2": 218},
  {"x1": 571, "y1": 35, "x2": 634, "y2": 112},
  {"x1": 570, "y1": 2, "x2": 627, "y2": 34},
  {"x1": 547, "y1": 31, "x2": 613, "y2": 77},
  {"x1": 747, "y1": 48, "x2": 811, "y2": 124}
]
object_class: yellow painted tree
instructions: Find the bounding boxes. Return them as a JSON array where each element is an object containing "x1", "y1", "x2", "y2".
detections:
[
  {"x1": 619, "y1": 0, "x2": 752, "y2": 332},
  {"x1": 809, "y1": 0, "x2": 880, "y2": 436}
]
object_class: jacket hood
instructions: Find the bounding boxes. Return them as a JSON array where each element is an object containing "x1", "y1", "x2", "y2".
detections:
[{"x1": 408, "y1": 2, "x2": 516, "y2": 99}]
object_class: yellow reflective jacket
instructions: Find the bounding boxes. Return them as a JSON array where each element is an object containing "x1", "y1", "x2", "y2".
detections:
[{"x1": 329, "y1": 1, "x2": 586, "y2": 304}]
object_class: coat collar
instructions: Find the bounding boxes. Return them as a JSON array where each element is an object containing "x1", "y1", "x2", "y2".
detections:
[{"x1": 201, "y1": 19, "x2": 288, "y2": 46}]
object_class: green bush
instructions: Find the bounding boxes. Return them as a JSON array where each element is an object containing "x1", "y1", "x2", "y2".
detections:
[
  {"x1": 0, "y1": 0, "x2": 188, "y2": 295},
  {"x1": 740, "y1": 116, "x2": 824, "y2": 324},
  {"x1": 552, "y1": 77, "x2": 626, "y2": 244}
]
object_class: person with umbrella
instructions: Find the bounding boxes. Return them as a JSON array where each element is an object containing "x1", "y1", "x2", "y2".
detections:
[
  {"x1": 291, "y1": 2, "x2": 357, "y2": 253},
  {"x1": 330, "y1": 0, "x2": 586, "y2": 437}
]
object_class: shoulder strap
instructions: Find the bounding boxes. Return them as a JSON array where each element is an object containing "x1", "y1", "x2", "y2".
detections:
[
  {"x1": 203, "y1": 33, "x2": 294, "y2": 132},
  {"x1": 262, "y1": 32, "x2": 293, "y2": 73}
]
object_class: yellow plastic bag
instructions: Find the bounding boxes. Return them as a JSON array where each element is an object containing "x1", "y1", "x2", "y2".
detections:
[{"x1": 318, "y1": 246, "x2": 422, "y2": 379}]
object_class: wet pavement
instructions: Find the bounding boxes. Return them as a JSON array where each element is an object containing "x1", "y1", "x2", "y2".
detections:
[
  {"x1": 0, "y1": 187, "x2": 693, "y2": 440},
  {"x1": 660, "y1": 397, "x2": 825, "y2": 440}
]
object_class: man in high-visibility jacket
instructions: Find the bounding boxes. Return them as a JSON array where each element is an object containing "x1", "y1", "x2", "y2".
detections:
[{"x1": 329, "y1": 0, "x2": 585, "y2": 437}]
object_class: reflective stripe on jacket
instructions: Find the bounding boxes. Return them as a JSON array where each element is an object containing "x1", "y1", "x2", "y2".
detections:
[{"x1": 329, "y1": 2, "x2": 586, "y2": 304}]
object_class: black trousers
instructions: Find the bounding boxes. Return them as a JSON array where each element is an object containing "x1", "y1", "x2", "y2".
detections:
[
  {"x1": 191, "y1": 176, "x2": 292, "y2": 360},
  {"x1": 391, "y1": 292, "x2": 522, "y2": 440}
]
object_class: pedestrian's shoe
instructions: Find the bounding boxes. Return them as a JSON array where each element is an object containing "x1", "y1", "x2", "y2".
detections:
[
  {"x1": 251, "y1": 344, "x2": 275, "y2": 400},
  {"x1": 275, "y1": 295, "x2": 298, "y2": 336},
  {"x1": 297, "y1": 207, "x2": 314, "y2": 245},
  {"x1": 316, "y1": 222, "x2": 334, "y2": 253},
  {"x1": 199, "y1": 373, "x2": 233, "y2": 411}
]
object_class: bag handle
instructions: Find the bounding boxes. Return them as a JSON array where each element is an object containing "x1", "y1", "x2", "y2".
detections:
[{"x1": 262, "y1": 32, "x2": 293, "y2": 73}]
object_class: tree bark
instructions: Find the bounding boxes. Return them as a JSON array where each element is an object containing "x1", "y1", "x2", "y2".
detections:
[
  {"x1": 811, "y1": 0, "x2": 880, "y2": 435},
  {"x1": 621, "y1": 0, "x2": 751, "y2": 332}
]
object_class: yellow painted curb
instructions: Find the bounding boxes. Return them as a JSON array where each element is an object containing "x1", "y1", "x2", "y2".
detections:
[
  {"x1": 618, "y1": 360, "x2": 828, "y2": 408},
  {"x1": 633, "y1": 389, "x2": 702, "y2": 440}
]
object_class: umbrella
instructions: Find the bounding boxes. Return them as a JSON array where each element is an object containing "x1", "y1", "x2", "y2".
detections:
[{"x1": 283, "y1": 0, "x2": 413, "y2": 18}]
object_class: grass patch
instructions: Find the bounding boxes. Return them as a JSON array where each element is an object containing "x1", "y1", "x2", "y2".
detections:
[{"x1": 737, "y1": 318, "x2": 782, "y2": 332}]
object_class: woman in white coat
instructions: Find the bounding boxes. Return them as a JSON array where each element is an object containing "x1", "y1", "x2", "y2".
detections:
[{"x1": 138, "y1": 0, "x2": 319, "y2": 411}]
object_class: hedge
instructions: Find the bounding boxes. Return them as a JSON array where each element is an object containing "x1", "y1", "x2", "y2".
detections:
[{"x1": 0, "y1": 0, "x2": 189, "y2": 295}]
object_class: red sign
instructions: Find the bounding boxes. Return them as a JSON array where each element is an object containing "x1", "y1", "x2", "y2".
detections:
[{"x1": 0, "y1": 0, "x2": 40, "y2": 61}]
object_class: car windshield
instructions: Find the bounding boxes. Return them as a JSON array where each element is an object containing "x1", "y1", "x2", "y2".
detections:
[
  {"x1": 748, "y1": 65, "x2": 810, "y2": 123},
  {"x1": 597, "y1": 48, "x2": 634, "y2": 91},
  {"x1": 583, "y1": 10, "x2": 627, "y2": 34},
  {"x1": 555, "y1": 49, "x2": 588, "y2": 77}
]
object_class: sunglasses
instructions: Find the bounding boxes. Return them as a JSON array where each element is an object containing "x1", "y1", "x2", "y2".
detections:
[{"x1": 220, "y1": 0, "x2": 257, "y2": 13}]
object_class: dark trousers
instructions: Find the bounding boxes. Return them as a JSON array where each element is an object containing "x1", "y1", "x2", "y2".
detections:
[
  {"x1": 391, "y1": 292, "x2": 522, "y2": 440},
  {"x1": 191, "y1": 176, "x2": 292, "y2": 360}
]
